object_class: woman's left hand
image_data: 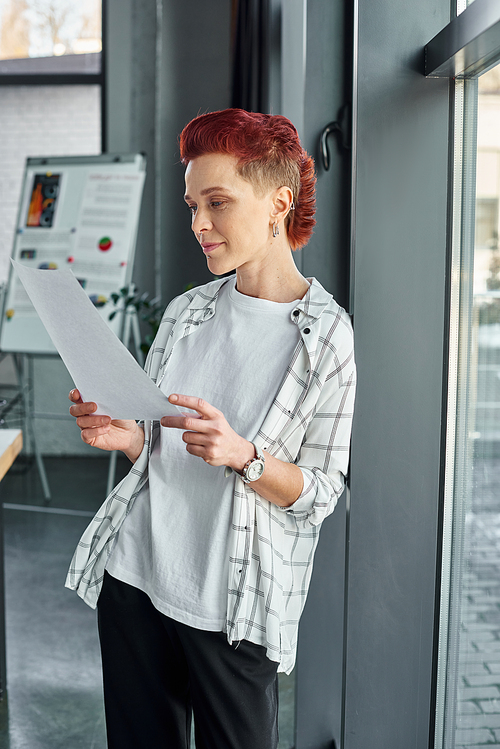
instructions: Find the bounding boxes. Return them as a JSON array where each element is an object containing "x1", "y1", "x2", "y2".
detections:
[
  {"x1": 161, "y1": 394, "x2": 254, "y2": 472},
  {"x1": 162, "y1": 393, "x2": 303, "y2": 508}
]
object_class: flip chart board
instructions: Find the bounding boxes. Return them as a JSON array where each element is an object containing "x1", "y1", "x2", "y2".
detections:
[{"x1": 0, "y1": 153, "x2": 146, "y2": 354}]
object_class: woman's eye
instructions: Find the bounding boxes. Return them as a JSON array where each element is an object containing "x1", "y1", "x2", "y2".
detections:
[
  {"x1": 187, "y1": 205, "x2": 197, "y2": 215},
  {"x1": 210, "y1": 201, "x2": 223, "y2": 208}
]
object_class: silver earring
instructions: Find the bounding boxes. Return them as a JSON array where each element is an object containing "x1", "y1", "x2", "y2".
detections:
[
  {"x1": 290, "y1": 201, "x2": 295, "y2": 210},
  {"x1": 272, "y1": 222, "x2": 280, "y2": 238}
]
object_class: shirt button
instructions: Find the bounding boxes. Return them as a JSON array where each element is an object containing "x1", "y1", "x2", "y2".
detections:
[
  {"x1": 293, "y1": 309, "x2": 300, "y2": 317},
  {"x1": 304, "y1": 327, "x2": 310, "y2": 334}
]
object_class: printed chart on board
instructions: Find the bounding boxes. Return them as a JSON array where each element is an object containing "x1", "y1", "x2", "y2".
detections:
[{"x1": 0, "y1": 154, "x2": 146, "y2": 354}]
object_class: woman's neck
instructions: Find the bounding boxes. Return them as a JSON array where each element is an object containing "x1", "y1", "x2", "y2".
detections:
[{"x1": 235, "y1": 245, "x2": 310, "y2": 303}]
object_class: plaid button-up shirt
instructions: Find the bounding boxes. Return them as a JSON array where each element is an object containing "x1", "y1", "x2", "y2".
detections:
[{"x1": 66, "y1": 275, "x2": 356, "y2": 674}]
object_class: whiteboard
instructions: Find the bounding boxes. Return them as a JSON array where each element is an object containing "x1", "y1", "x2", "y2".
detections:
[{"x1": 0, "y1": 153, "x2": 146, "y2": 354}]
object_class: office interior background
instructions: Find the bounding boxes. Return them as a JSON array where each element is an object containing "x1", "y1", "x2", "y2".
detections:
[{"x1": 0, "y1": 0, "x2": 497, "y2": 747}]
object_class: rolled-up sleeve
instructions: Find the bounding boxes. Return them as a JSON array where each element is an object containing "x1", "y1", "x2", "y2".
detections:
[{"x1": 280, "y1": 327, "x2": 356, "y2": 525}]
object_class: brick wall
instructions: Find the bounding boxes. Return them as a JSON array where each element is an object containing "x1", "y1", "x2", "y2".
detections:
[{"x1": 0, "y1": 84, "x2": 101, "y2": 282}]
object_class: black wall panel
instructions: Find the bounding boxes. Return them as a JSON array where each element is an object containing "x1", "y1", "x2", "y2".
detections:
[{"x1": 344, "y1": 0, "x2": 450, "y2": 746}]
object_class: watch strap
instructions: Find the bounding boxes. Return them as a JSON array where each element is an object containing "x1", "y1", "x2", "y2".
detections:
[
  {"x1": 224, "y1": 444, "x2": 265, "y2": 481},
  {"x1": 241, "y1": 443, "x2": 265, "y2": 484}
]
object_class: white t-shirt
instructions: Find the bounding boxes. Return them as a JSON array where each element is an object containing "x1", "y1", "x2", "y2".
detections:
[{"x1": 106, "y1": 279, "x2": 301, "y2": 630}]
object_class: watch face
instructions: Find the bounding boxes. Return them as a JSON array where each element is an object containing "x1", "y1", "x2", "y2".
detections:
[{"x1": 247, "y1": 460, "x2": 265, "y2": 481}]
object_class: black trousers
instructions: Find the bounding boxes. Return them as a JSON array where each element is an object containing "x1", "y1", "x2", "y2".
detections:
[{"x1": 97, "y1": 571, "x2": 279, "y2": 749}]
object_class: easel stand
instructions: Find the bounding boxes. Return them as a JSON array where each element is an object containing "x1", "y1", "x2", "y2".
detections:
[{"x1": 13, "y1": 353, "x2": 52, "y2": 500}]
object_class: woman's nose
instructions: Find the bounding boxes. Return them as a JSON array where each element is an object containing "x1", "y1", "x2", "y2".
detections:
[{"x1": 191, "y1": 208, "x2": 212, "y2": 235}]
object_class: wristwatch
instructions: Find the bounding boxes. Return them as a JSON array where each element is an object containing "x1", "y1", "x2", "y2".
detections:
[{"x1": 241, "y1": 443, "x2": 266, "y2": 484}]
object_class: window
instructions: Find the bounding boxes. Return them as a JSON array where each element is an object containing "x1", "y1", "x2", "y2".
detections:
[
  {"x1": 437, "y1": 60, "x2": 500, "y2": 749},
  {"x1": 0, "y1": 1, "x2": 104, "y2": 283},
  {"x1": 0, "y1": 0, "x2": 101, "y2": 73}
]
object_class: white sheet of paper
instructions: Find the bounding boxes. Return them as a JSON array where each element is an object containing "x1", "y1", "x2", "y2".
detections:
[{"x1": 12, "y1": 260, "x2": 183, "y2": 420}]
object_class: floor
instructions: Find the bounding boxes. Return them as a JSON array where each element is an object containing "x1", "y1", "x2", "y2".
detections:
[
  {"x1": 455, "y1": 457, "x2": 500, "y2": 748},
  {"x1": 5, "y1": 457, "x2": 500, "y2": 747},
  {"x1": 0, "y1": 455, "x2": 295, "y2": 749}
]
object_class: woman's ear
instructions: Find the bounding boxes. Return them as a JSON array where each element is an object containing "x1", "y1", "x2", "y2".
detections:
[{"x1": 270, "y1": 186, "x2": 294, "y2": 224}]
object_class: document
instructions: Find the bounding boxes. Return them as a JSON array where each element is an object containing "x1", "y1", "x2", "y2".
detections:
[{"x1": 12, "y1": 261, "x2": 183, "y2": 420}]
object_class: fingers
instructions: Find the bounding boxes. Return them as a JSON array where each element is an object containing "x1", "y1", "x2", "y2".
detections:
[
  {"x1": 161, "y1": 414, "x2": 210, "y2": 431},
  {"x1": 69, "y1": 400, "x2": 98, "y2": 418},
  {"x1": 168, "y1": 394, "x2": 218, "y2": 418},
  {"x1": 182, "y1": 427, "x2": 227, "y2": 465},
  {"x1": 75, "y1": 414, "x2": 111, "y2": 430},
  {"x1": 182, "y1": 430, "x2": 209, "y2": 446},
  {"x1": 185, "y1": 443, "x2": 210, "y2": 460},
  {"x1": 162, "y1": 395, "x2": 234, "y2": 468},
  {"x1": 69, "y1": 388, "x2": 81, "y2": 403},
  {"x1": 80, "y1": 424, "x2": 112, "y2": 444},
  {"x1": 69, "y1": 402, "x2": 110, "y2": 439}
]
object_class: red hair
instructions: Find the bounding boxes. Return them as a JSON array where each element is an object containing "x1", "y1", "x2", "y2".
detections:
[{"x1": 179, "y1": 109, "x2": 316, "y2": 250}]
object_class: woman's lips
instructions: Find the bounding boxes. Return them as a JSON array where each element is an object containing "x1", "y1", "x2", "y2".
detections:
[{"x1": 201, "y1": 242, "x2": 222, "y2": 254}]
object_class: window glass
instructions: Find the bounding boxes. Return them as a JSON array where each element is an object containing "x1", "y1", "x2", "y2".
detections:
[
  {"x1": 439, "y1": 61, "x2": 500, "y2": 749},
  {"x1": 474, "y1": 66, "x2": 500, "y2": 449},
  {"x1": 0, "y1": 0, "x2": 101, "y2": 73},
  {"x1": 457, "y1": 0, "x2": 474, "y2": 13},
  {"x1": 475, "y1": 197, "x2": 498, "y2": 250}
]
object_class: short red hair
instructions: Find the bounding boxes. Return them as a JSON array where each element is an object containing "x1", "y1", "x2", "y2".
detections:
[{"x1": 179, "y1": 109, "x2": 316, "y2": 250}]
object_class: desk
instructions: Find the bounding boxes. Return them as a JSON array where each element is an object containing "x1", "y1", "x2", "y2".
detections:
[{"x1": 0, "y1": 430, "x2": 22, "y2": 699}]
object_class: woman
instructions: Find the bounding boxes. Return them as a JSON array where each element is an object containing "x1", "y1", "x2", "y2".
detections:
[{"x1": 67, "y1": 109, "x2": 356, "y2": 749}]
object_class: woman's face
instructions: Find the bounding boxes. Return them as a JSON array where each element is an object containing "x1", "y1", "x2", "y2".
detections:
[{"x1": 184, "y1": 153, "x2": 276, "y2": 276}]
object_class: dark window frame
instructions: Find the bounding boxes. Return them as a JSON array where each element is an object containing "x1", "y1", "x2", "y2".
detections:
[
  {"x1": 423, "y1": 1, "x2": 500, "y2": 746},
  {"x1": 425, "y1": 0, "x2": 500, "y2": 78}
]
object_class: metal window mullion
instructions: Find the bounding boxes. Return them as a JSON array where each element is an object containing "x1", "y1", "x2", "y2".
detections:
[
  {"x1": 434, "y1": 78, "x2": 464, "y2": 749},
  {"x1": 0, "y1": 74, "x2": 102, "y2": 86},
  {"x1": 438, "y1": 77, "x2": 479, "y2": 749},
  {"x1": 425, "y1": 0, "x2": 500, "y2": 78}
]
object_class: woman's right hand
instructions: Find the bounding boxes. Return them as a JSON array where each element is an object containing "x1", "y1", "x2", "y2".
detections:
[{"x1": 69, "y1": 389, "x2": 145, "y2": 462}]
